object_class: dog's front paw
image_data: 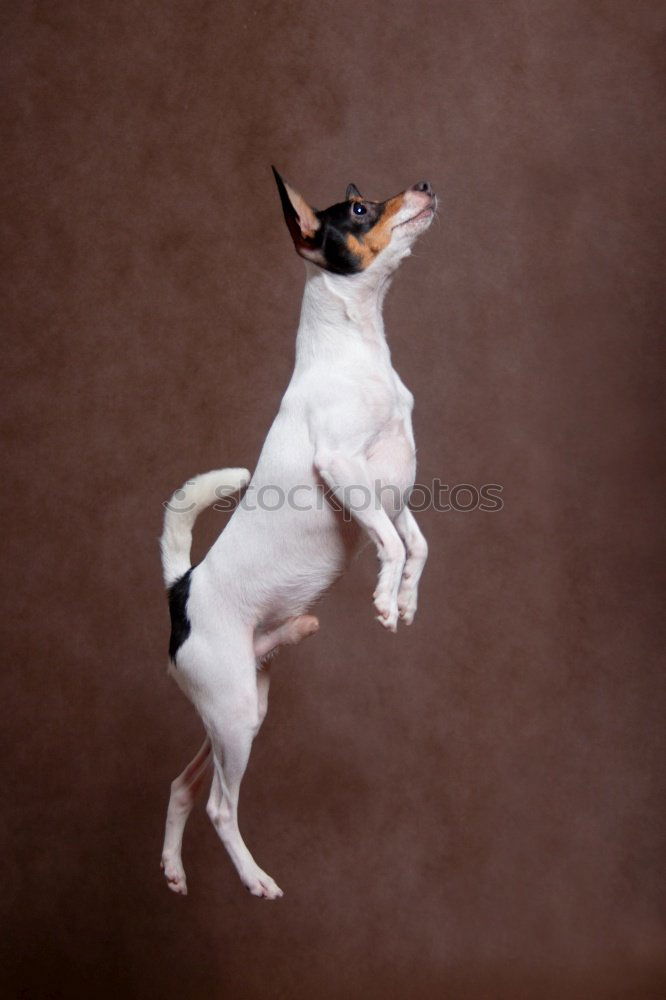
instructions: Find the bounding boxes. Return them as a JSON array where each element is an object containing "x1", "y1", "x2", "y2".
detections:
[
  {"x1": 374, "y1": 591, "x2": 399, "y2": 632},
  {"x1": 397, "y1": 583, "x2": 418, "y2": 625}
]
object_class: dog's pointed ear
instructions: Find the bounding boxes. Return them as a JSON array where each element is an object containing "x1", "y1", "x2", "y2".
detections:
[
  {"x1": 272, "y1": 166, "x2": 320, "y2": 245},
  {"x1": 346, "y1": 183, "x2": 362, "y2": 200}
]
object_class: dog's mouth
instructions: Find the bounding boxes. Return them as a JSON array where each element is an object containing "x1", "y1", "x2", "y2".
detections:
[{"x1": 393, "y1": 205, "x2": 435, "y2": 230}]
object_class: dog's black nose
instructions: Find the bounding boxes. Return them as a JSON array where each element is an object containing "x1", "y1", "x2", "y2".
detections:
[{"x1": 412, "y1": 181, "x2": 432, "y2": 195}]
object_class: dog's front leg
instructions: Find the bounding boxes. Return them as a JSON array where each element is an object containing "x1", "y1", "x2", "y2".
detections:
[
  {"x1": 394, "y1": 506, "x2": 428, "y2": 625},
  {"x1": 314, "y1": 448, "x2": 405, "y2": 631}
]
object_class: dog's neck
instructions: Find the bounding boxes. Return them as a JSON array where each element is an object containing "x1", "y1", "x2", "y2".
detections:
[{"x1": 294, "y1": 261, "x2": 397, "y2": 368}]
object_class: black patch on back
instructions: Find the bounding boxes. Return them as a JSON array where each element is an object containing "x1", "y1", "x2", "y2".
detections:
[{"x1": 168, "y1": 567, "x2": 194, "y2": 663}]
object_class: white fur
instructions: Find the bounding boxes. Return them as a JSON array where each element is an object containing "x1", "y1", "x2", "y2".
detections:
[
  {"x1": 160, "y1": 468, "x2": 250, "y2": 586},
  {"x1": 159, "y1": 186, "x2": 433, "y2": 898}
]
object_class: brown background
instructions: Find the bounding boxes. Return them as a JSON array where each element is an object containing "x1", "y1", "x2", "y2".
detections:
[{"x1": 3, "y1": 1, "x2": 664, "y2": 998}]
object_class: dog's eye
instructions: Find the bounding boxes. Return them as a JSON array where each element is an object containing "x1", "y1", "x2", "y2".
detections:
[{"x1": 352, "y1": 203, "x2": 367, "y2": 216}]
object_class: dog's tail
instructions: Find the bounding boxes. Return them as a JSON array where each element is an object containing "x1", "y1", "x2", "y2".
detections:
[{"x1": 160, "y1": 468, "x2": 250, "y2": 587}]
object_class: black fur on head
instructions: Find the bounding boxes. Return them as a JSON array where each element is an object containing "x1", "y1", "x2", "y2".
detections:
[{"x1": 272, "y1": 166, "x2": 403, "y2": 276}]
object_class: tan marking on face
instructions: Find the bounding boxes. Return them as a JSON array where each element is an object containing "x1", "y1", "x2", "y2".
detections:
[{"x1": 345, "y1": 193, "x2": 406, "y2": 269}]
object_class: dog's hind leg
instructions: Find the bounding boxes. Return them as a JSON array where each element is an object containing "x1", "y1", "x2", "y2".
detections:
[
  {"x1": 192, "y1": 634, "x2": 283, "y2": 899},
  {"x1": 161, "y1": 738, "x2": 213, "y2": 894},
  {"x1": 254, "y1": 614, "x2": 319, "y2": 661},
  {"x1": 205, "y1": 721, "x2": 283, "y2": 898},
  {"x1": 254, "y1": 615, "x2": 319, "y2": 740},
  {"x1": 160, "y1": 616, "x2": 317, "y2": 895}
]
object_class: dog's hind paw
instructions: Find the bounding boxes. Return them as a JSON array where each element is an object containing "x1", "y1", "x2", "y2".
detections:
[
  {"x1": 287, "y1": 615, "x2": 319, "y2": 643},
  {"x1": 243, "y1": 867, "x2": 284, "y2": 900}
]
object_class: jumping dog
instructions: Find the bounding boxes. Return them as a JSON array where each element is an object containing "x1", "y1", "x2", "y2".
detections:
[{"x1": 160, "y1": 169, "x2": 435, "y2": 898}]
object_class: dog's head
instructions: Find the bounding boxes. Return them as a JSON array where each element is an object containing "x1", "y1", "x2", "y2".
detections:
[{"x1": 272, "y1": 168, "x2": 436, "y2": 276}]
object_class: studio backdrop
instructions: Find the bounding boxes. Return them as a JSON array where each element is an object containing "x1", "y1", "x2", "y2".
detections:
[{"x1": 3, "y1": 2, "x2": 664, "y2": 998}]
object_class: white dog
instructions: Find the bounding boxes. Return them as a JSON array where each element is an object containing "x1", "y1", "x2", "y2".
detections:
[{"x1": 159, "y1": 170, "x2": 435, "y2": 898}]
